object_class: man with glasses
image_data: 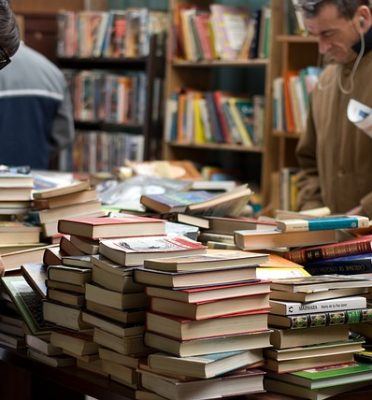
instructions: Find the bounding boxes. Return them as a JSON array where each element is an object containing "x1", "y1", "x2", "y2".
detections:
[
  {"x1": 0, "y1": 0, "x2": 20, "y2": 66},
  {"x1": 295, "y1": 0, "x2": 372, "y2": 217},
  {"x1": 0, "y1": 24, "x2": 74, "y2": 169}
]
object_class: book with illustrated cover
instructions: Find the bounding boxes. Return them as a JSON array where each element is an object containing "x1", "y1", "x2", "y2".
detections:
[{"x1": 99, "y1": 235, "x2": 206, "y2": 266}]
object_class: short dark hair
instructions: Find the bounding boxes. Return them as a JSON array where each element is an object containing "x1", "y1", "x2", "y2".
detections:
[
  {"x1": 0, "y1": 0, "x2": 20, "y2": 57},
  {"x1": 300, "y1": 0, "x2": 371, "y2": 19}
]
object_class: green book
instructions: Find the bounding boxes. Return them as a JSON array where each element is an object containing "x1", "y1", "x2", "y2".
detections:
[{"x1": 1, "y1": 275, "x2": 53, "y2": 335}]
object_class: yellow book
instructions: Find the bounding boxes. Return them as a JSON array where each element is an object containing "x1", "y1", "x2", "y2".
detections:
[{"x1": 193, "y1": 94, "x2": 206, "y2": 144}]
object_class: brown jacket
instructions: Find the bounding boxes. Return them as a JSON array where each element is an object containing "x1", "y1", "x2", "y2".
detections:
[{"x1": 296, "y1": 50, "x2": 372, "y2": 217}]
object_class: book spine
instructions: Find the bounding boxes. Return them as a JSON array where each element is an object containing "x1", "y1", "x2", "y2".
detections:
[
  {"x1": 284, "y1": 308, "x2": 372, "y2": 329},
  {"x1": 286, "y1": 239, "x2": 372, "y2": 263},
  {"x1": 283, "y1": 297, "x2": 366, "y2": 315},
  {"x1": 305, "y1": 261, "x2": 372, "y2": 276}
]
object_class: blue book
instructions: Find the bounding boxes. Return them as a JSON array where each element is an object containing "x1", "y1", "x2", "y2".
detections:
[
  {"x1": 305, "y1": 252, "x2": 372, "y2": 275},
  {"x1": 277, "y1": 215, "x2": 370, "y2": 232}
]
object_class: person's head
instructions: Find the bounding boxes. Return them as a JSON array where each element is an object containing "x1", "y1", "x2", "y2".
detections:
[
  {"x1": 0, "y1": 0, "x2": 20, "y2": 69},
  {"x1": 299, "y1": 0, "x2": 372, "y2": 64}
]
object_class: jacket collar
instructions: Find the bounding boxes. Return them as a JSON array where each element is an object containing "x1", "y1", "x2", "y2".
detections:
[{"x1": 352, "y1": 26, "x2": 372, "y2": 55}]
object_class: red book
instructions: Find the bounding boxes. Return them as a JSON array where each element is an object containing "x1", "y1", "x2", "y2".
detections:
[
  {"x1": 285, "y1": 234, "x2": 372, "y2": 264},
  {"x1": 58, "y1": 216, "x2": 165, "y2": 239}
]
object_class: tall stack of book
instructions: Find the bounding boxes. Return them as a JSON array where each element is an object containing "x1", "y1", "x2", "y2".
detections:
[
  {"x1": 264, "y1": 275, "x2": 372, "y2": 399},
  {"x1": 30, "y1": 180, "x2": 104, "y2": 238},
  {"x1": 133, "y1": 249, "x2": 273, "y2": 399}
]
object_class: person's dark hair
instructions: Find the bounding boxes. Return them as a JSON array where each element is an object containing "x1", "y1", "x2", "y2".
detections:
[
  {"x1": 300, "y1": 0, "x2": 371, "y2": 19},
  {"x1": 0, "y1": 0, "x2": 20, "y2": 57}
]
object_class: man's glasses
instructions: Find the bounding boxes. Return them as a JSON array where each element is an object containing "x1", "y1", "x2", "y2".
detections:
[{"x1": 0, "y1": 46, "x2": 11, "y2": 70}]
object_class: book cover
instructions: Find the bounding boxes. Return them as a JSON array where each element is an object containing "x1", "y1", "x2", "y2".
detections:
[
  {"x1": 277, "y1": 215, "x2": 370, "y2": 232},
  {"x1": 33, "y1": 180, "x2": 90, "y2": 199}
]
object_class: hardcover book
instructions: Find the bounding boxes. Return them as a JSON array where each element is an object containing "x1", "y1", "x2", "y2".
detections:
[
  {"x1": 58, "y1": 215, "x2": 166, "y2": 239},
  {"x1": 277, "y1": 215, "x2": 369, "y2": 232},
  {"x1": 305, "y1": 253, "x2": 372, "y2": 275}
]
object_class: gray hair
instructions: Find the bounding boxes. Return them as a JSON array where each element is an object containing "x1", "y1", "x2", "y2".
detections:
[{"x1": 0, "y1": 0, "x2": 20, "y2": 57}]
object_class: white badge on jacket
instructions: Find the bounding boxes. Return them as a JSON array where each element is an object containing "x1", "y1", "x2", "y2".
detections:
[{"x1": 347, "y1": 98, "x2": 372, "y2": 138}]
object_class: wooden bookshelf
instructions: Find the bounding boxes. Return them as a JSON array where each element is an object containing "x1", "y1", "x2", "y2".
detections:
[
  {"x1": 163, "y1": 0, "x2": 273, "y2": 202},
  {"x1": 265, "y1": 0, "x2": 320, "y2": 210}
]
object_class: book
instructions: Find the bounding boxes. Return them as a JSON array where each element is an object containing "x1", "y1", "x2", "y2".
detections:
[
  {"x1": 134, "y1": 266, "x2": 258, "y2": 289},
  {"x1": 85, "y1": 283, "x2": 147, "y2": 310},
  {"x1": 269, "y1": 308, "x2": 372, "y2": 330},
  {"x1": 43, "y1": 246, "x2": 63, "y2": 266},
  {"x1": 81, "y1": 311, "x2": 144, "y2": 338},
  {"x1": 164, "y1": 213, "x2": 210, "y2": 230},
  {"x1": 0, "y1": 244, "x2": 59, "y2": 272},
  {"x1": 206, "y1": 216, "x2": 276, "y2": 234},
  {"x1": 0, "y1": 172, "x2": 33, "y2": 187},
  {"x1": 265, "y1": 352, "x2": 356, "y2": 374},
  {"x1": 93, "y1": 327, "x2": 148, "y2": 355},
  {"x1": 139, "y1": 368, "x2": 265, "y2": 400},
  {"x1": 269, "y1": 296, "x2": 367, "y2": 316},
  {"x1": 144, "y1": 330, "x2": 271, "y2": 357},
  {"x1": 32, "y1": 188, "x2": 97, "y2": 209},
  {"x1": 305, "y1": 253, "x2": 372, "y2": 275},
  {"x1": 0, "y1": 275, "x2": 52, "y2": 335},
  {"x1": 264, "y1": 377, "x2": 371, "y2": 400},
  {"x1": 147, "y1": 350, "x2": 263, "y2": 379},
  {"x1": 285, "y1": 234, "x2": 372, "y2": 264},
  {"x1": 25, "y1": 334, "x2": 63, "y2": 356},
  {"x1": 47, "y1": 265, "x2": 92, "y2": 286},
  {"x1": 46, "y1": 279, "x2": 85, "y2": 294},
  {"x1": 146, "y1": 310, "x2": 268, "y2": 340},
  {"x1": 61, "y1": 255, "x2": 93, "y2": 269},
  {"x1": 27, "y1": 348, "x2": 76, "y2": 367},
  {"x1": 59, "y1": 236, "x2": 86, "y2": 256},
  {"x1": 0, "y1": 221, "x2": 40, "y2": 244},
  {"x1": 270, "y1": 275, "x2": 372, "y2": 293},
  {"x1": 58, "y1": 216, "x2": 165, "y2": 239},
  {"x1": 143, "y1": 249, "x2": 268, "y2": 272},
  {"x1": 277, "y1": 215, "x2": 369, "y2": 232},
  {"x1": 99, "y1": 235, "x2": 206, "y2": 267},
  {"x1": 269, "y1": 325, "x2": 350, "y2": 349},
  {"x1": 270, "y1": 286, "x2": 369, "y2": 303},
  {"x1": 91, "y1": 254, "x2": 144, "y2": 293},
  {"x1": 145, "y1": 280, "x2": 271, "y2": 304},
  {"x1": 234, "y1": 229, "x2": 338, "y2": 251},
  {"x1": 70, "y1": 235, "x2": 99, "y2": 254},
  {"x1": 101, "y1": 359, "x2": 138, "y2": 388},
  {"x1": 32, "y1": 180, "x2": 90, "y2": 199},
  {"x1": 267, "y1": 361, "x2": 372, "y2": 390},
  {"x1": 50, "y1": 329, "x2": 98, "y2": 356},
  {"x1": 149, "y1": 293, "x2": 270, "y2": 320},
  {"x1": 47, "y1": 288, "x2": 84, "y2": 307},
  {"x1": 21, "y1": 263, "x2": 47, "y2": 298},
  {"x1": 264, "y1": 340, "x2": 364, "y2": 362},
  {"x1": 42, "y1": 301, "x2": 91, "y2": 331},
  {"x1": 140, "y1": 191, "x2": 216, "y2": 214},
  {"x1": 86, "y1": 300, "x2": 145, "y2": 325},
  {"x1": 99, "y1": 347, "x2": 141, "y2": 369}
]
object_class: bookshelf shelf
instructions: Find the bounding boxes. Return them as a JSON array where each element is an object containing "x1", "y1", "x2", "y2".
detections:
[
  {"x1": 277, "y1": 35, "x2": 318, "y2": 43},
  {"x1": 167, "y1": 142, "x2": 264, "y2": 153},
  {"x1": 272, "y1": 130, "x2": 301, "y2": 139},
  {"x1": 172, "y1": 59, "x2": 268, "y2": 68}
]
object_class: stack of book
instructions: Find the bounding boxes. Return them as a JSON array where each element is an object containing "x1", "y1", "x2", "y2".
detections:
[
  {"x1": 133, "y1": 249, "x2": 272, "y2": 399},
  {"x1": 30, "y1": 180, "x2": 104, "y2": 238},
  {"x1": 0, "y1": 171, "x2": 33, "y2": 215},
  {"x1": 264, "y1": 275, "x2": 372, "y2": 398}
]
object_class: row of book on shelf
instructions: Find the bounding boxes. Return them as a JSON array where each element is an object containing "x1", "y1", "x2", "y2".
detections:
[
  {"x1": 172, "y1": 3, "x2": 271, "y2": 61},
  {"x1": 57, "y1": 9, "x2": 168, "y2": 59},
  {"x1": 59, "y1": 130, "x2": 145, "y2": 174},
  {"x1": 273, "y1": 66, "x2": 321, "y2": 134},
  {"x1": 165, "y1": 89, "x2": 264, "y2": 147},
  {"x1": 1, "y1": 175, "x2": 372, "y2": 399},
  {"x1": 64, "y1": 70, "x2": 150, "y2": 125}
]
